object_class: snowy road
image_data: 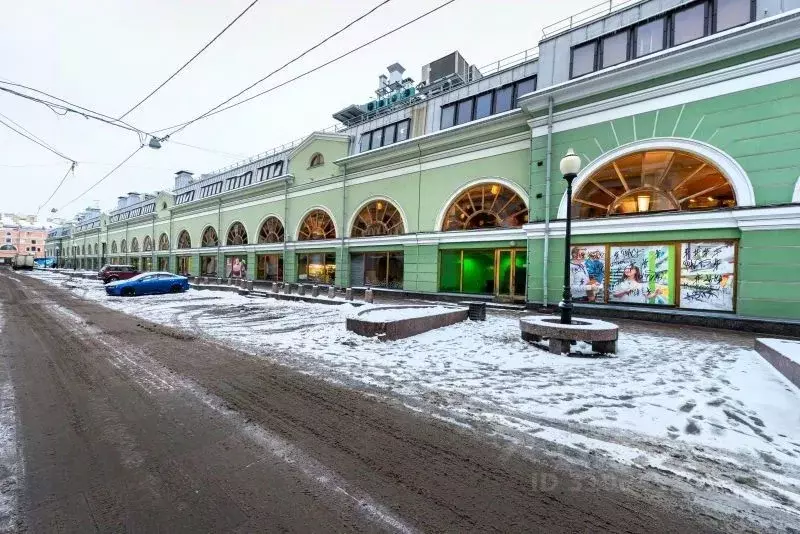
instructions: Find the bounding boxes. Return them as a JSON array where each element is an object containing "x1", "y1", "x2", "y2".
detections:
[{"x1": 9, "y1": 269, "x2": 800, "y2": 529}]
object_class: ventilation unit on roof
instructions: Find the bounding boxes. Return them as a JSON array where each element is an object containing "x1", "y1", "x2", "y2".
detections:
[{"x1": 418, "y1": 51, "x2": 480, "y2": 96}]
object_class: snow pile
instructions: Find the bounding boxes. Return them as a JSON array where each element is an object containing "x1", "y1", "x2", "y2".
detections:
[
  {"x1": 356, "y1": 305, "x2": 464, "y2": 322},
  {"x1": 26, "y1": 270, "x2": 800, "y2": 513}
]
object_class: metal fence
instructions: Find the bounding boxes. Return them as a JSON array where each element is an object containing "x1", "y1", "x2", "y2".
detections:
[{"x1": 542, "y1": 0, "x2": 644, "y2": 37}]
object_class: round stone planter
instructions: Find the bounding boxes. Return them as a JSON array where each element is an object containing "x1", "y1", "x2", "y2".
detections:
[{"x1": 519, "y1": 316, "x2": 619, "y2": 354}]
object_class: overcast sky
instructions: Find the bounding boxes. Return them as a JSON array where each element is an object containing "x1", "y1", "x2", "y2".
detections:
[{"x1": 0, "y1": 0, "x2": 600, "y2": 221}]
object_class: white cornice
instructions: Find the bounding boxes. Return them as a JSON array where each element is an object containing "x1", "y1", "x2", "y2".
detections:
[
  {"x1": 524, "y1": 206, "x2": 800, "y2": 237},
  {"x1": 521, "y1": 9, "x2": 800, "y2": 115}
]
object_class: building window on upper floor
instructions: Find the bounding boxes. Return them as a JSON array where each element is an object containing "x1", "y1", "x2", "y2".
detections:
[
  {"x1": 257, "y1": 161, "x2": 284, "y2": 181},
  {"x1": 569, "y1": 0, "x2": 754, "y2": 79},
  {"x1": 440, "y1": 76, "x2": 537, "y2": 130},
  {"x1": 359, "y1": 119, "x2": 411, "y2": 153},
  {"x1": 31, "y1": 239, "x2": 36, "y2": 244},
  {"x1": 672, "y1": 2, "x2": 709, "y2": 46},
  {"x1": 715, "y1": 0, "x2": 754, "y2": 31},
  {"x1": 309, "y1": 153, "x2": 324, "y2": 168}
]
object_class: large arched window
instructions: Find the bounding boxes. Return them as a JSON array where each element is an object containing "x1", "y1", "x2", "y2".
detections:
[
  {"x1": 258, "y1": 217, "x2": 284, "y2": 243},
  {"x1": 226, "y1": 222, "x2": 248, "y2": 245},
  {"x1": 111, "y1": 241, "x2": 118, "y2": 254},
  {"x1": 0, "y1": 245, "x2": 16, "y2": 251},
  {"x1": 442, "y1": 183, "x2": 528, "y2": 231},
  {"x1": 351, "y1": 200, "x2": 404, "y2": 237},
  {"x1": 177, "y1": 230, "x2": 191, "y2": 249},
  {"x1": 158, "y1": 233, "x2": 169, "y2": 251},
  {"x1": 298, "y1": 209, "x2": 336, "y2": 240},
  {"x1": 142, "y1": 236, "x2": 152, "y2": 252},
  {"x1": 201, "y1": 226, "x2": 218, "y2": 247},
  {"x1": 130, "y1": 238, "x2": 139, "y2": 253},
  {"x1": 121, "y1": 239, "x2": 127, "y2": 253},
  {"x1": 573, "y1": 149, "x2": 737, "y2": 218}
]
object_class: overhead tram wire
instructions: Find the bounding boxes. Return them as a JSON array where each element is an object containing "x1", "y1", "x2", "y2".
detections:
[
  {"x1": 0, "y1": 113, "x2": 75, "y2": 163},
  {"x1": 158, "y1": 0, "x2": 396, "y2": 138},
  {"x1": 37, "y1": 163, "x2": 76, "y2": 215},
  {"x1": 117, "y1": 0, "x2": 261, "y2": 121},
  {"x1": 153, "y1": 0, "x2": 457, "y2": 136},
  {"x1": 58, "y1": 145, "x2": 145, "y2": 211}
]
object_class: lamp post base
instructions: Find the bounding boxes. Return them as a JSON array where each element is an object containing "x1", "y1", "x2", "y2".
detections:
[{"x1": 558, "y1": 300, "x2": 573, "y2": 325}]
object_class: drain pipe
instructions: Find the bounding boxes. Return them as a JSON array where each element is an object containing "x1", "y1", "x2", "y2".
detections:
[
  {"x1": 542, "y1": 96, "x2": 554, "y2": 308},
  {"x1": 341, "y1": 162, "x2": 347, "y2": 289}
]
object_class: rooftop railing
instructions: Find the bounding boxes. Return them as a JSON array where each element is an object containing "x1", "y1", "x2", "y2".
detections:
[
  {"x1": 541, "y1": 0, "x2": 644, "y2": 38},
  {"x1": 475, "y1": 47, "x2": 539, "y2": 78}
]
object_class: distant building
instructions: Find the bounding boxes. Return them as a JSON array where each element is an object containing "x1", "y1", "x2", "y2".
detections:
[{"x1": 0, "y1": 221, "x2": 48, "y2": 265}]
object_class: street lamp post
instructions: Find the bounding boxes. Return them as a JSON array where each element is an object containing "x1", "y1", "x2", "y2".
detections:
[{"x1": 558, "y1": 148, "x2": 583, "y2": 325}]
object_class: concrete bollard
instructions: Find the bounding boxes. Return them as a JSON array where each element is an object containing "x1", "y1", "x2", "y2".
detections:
[
  {"x1": 272, "y1": 282, "x2": 279, "y2": 293},
  {"x1": 345, "y1": 288, "x2": 353, "y2": 301},
  {"x1": 328, "y1": 286, "x2": 336, "y2": 299},
  {"x1": 364, "y1": 288, "x2": 374, "y2": 304},
  {"x1": 246, "y1": 280, "x2": 254, "y2": 291},
  {"x1": 283, "y1": 283, "x2": 292, "y2": 294},
  {"x1": 297, "y1": 284, "x2": 306, "y2": 296},
  {"x1": 311, "y1": 285, "x2": 320, "y2": 297}
]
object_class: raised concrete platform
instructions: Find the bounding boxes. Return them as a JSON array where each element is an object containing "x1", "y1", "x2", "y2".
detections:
[
  {"x1": 755, "y1": 338, "x2": 800, "y2": 389},
  {"x1": 347, "y1": 305, "x2": 468, "y2": 341},
  {"x1": 519, "y1": 316, "x2": 619, "y2": 354}
]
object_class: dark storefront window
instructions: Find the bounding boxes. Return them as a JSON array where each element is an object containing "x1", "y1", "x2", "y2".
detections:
[
  {"x1": 177, "y1": 256, "x2": 192, "y2": 276},
  {"x1": 257, "y1": 254, "x2": 283, "y2": 281},
  {"x1": 297, "y1": 253, "x2": 336, "y2": 284},
  {"x1": 350, "y1": 252, "x2": 403, "y2": 289},
  {"x1": 158, "y1": 257, "x2": 169, "y2": 271}
]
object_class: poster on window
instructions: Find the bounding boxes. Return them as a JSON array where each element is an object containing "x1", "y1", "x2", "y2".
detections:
[
  {"x1": 679, "y1": 242, "x2": 735, "y2": 311},
  {"x1": 569, "y1": 245, "x2": 606, "y2": 303},
  {"x1": 609, "y1": 245, "x2": 674, "y2": 305},
  {"x1": 226, "y1": 256, "x2": 247, "y2": 278}
]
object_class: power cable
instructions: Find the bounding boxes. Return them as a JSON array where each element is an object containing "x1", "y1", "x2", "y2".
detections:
[
  {"x1": 0, "y1": 113, "x2": 75, "y2": 162},
  {"x1": 58, "y1": 145, "x2": 144, "y2": 211},
  {"x1": 37, "y1": 162, "x2": 76, "y2": 215},
  {"x1": 117, "y1": 0, "x2": 261, "y2": 121},
  {"x1": 160, "y1": 0, "x2": 395, "y2": 138}
]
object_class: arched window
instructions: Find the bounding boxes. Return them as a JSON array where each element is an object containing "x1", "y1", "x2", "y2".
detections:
[
  {"x1": 351, "y1": 200, "x2": 404, "y2": 237},
  {"x1": 258, "y1": 217, "x2": 284, "y2": 243},
  {"x1": 298, "y1": 209, "x2": 336, "y2": 240},
  {"x1": 177, "y1": 230, "x2": 191, "y2": 249},
  {"x1": 573, "y1": 149, "x2": 737, "y2": 218},
  {"x1": 111, "y1": 241, "x2": 118, "y2": 254},
  {"x1": 226, "y1": 222, "x2": 248, "y2": 245},
  {"x1": 121, "y1": 239, "x2": 127, "y2": 253},
  {"x1": 130, "y1": 238, "x2": 139, "y2": 253},
  {"x1": 142, "y1": 236, "x2": 152, "y2": 252},
  {"x1": 309, "y1": 152, "x2": 324, "y2": 168},
  {"x1": 158, "y1": 233, "x2": 169, "y2": 250},
  {"x1": 201, "y1": 226, "x2": 218, "y2": 247},
  {"x1": 0, "y1": 245, "x2": 16, "y2": 251},
  {"x1": 442, "y1": 183, "x2": 528, "y2": 231}
]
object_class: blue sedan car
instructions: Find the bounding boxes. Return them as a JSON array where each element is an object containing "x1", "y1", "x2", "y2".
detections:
[{"x1": 105, "y1": 272, "x2": 190, "y2": 297}]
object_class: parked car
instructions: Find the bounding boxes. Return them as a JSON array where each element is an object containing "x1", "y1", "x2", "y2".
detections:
[
  {"x1": 97, "y1": 264, "x2": 139, "y2": 284},
  {"x1": 105, "y1": 272, "x2": 190, "y2": 297}
]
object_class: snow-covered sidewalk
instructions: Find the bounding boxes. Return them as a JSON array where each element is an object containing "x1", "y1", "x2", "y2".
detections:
[{"x1": 26, "y1": 270, "x2": 800, "y2": 517}]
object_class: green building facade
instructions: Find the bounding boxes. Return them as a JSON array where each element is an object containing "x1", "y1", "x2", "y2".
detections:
[{"x1": 48, "y1": 1, "x2": 800, "y2": 322}]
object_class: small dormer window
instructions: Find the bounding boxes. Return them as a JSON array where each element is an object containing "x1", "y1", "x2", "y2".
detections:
[{"x1": 309, "y1": 153, "x2": 324, "y2": 168}]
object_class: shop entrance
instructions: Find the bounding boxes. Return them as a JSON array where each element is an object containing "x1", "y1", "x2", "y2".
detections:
[
  {"x1": 495, "y1": 249, "x2": 526, "y2": 302},
  {"x1": 439, "y1": 248, "x2": 527, "y2": 301}
]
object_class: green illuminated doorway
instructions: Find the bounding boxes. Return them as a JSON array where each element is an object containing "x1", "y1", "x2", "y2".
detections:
[{"x1": 496, "y1": 249, "x2": 526, "y2": 302}]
